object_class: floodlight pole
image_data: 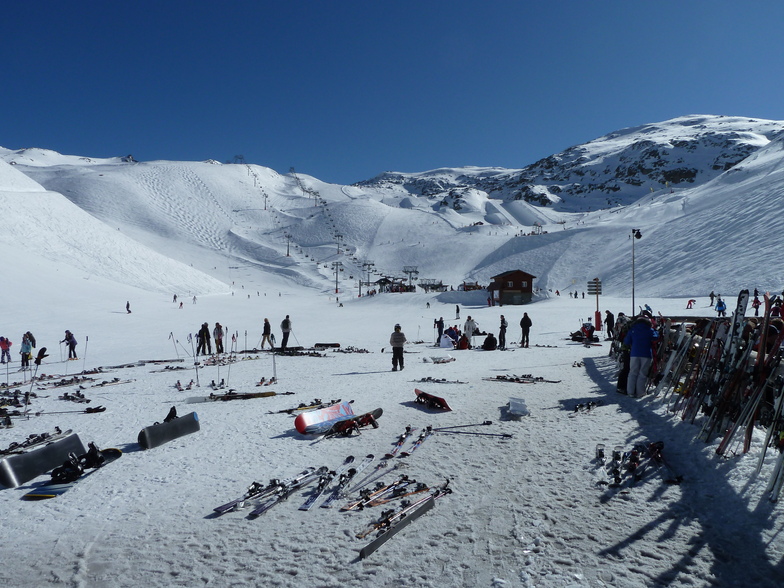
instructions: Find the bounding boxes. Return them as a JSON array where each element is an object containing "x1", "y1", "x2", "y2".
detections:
[{"x1": 631, "y1": 229, "x2": 642, "y2": 315}]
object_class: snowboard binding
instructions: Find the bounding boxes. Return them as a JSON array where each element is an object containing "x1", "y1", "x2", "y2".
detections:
[
  {"x1": 51, "y1": 452, "x2": 84, "y2": 483},
  {"x1": 50, "y1": 442, "x2": 106, "y2": 483},
  {"x1": 163, "y1": 406, "x2": 178, "y2": 423}
]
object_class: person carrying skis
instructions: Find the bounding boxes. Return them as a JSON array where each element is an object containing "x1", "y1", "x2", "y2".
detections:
[
  {"x1": 0, "y1": 337, "x2": 11, "y2": 363},
  {"x1": 389, "y1": 323, "x2": 407, "y2": 371},
  {"x1": 61, "y1": 330, "x2": 77, "y2": 360},
  {"x1": 280, "y1": 315, "x2": 292, "y2": 351},
  {"x1": 623, "y1": 316, "x2": 658, "y2": 398},
  {"x1": 213, "y1": 322, "x2": 225, "y2": 354},
  {"x1": 499, "y1": 315, "x2": 508, "y2": 350},
  {"x1": 520, "y1": 312, "x2": 532, "y2": 348},
  {"x1": 261, "y1": 318, "x2": 273, "y2": 349}
]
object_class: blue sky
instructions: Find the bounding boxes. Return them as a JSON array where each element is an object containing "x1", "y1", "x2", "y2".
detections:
[{"x1": 3, "y1": 1, "x2": 784, "y2": 185}]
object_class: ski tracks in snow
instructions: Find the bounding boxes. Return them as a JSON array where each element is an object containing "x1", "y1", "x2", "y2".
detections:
[{"x1": 137, "y1": 165, "x2": 231, "y2": 252}]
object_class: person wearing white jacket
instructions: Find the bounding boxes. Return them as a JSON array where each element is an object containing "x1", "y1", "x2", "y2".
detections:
[{"x1": 389, "y1": 324, "x2": 407, "y2": 371}]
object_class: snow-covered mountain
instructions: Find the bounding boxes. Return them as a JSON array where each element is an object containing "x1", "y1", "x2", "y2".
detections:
[
  {"x1": 358, "y1": 115, "x2": 784, "y2": 211},
  {"x1": 0, "y1": 158, "x2": 226, "y2": 296},
  {"x1": 3, "y1": 113, "x2": 784, "y2": 300}
]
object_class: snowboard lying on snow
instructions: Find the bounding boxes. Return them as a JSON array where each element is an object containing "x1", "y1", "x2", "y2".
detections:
[
  {"x1": 138, "y1": 407, "x2": 200, "y2": 450},
  {"x1": 294, "y1": 401, "x2": 354, "y2": 434},
  {"x1": 305, "y1": 408, "x2": 383, "y2": 436},
  {"x1": 414, "y1": 389, "x2": 452, "y2": 411},
  {"x1": 21, "y1": 445, "x2": 122, "y2": 500},
  {"x1": 0, "y1": 432, "x2": 87, "y2": 488},
  {"x1": 293, "y1": 401, "x2": 382, "y2": 436}
]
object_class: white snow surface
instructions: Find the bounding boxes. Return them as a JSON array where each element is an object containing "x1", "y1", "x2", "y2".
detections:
[
  {"x1": 0, "y1": 131, "x2": 783, "y2": 586},
  {"x1": 0, "y1": 292, "x2": 782, "y2": 588}
]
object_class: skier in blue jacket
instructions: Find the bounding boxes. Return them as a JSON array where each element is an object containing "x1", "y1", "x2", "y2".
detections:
[{"x1": 623, "y1": 316, "x2": 658, "y2": 397}]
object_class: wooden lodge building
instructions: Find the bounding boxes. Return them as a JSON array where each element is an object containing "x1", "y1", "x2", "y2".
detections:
[{"x1": 489, "y1": 270, "x2": 536, "y2": 305}]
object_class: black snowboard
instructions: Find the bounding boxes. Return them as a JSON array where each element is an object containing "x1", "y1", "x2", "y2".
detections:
[
  {"x1": 0, "y1": 433, "x2": 87, "y2": 488},
  {"x1": 138, "y1": 410, "x2": 200, "y2": 450}
]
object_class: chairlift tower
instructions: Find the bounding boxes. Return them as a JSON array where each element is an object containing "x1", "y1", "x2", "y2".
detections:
[
  {"x1": 332, "y1": 261, "x2": 344, "y2": 294},
  {"x1": 403, "y1": 266, "x2": 419, "y2": 287},
  {"x1": 359, "y1": 260, "x2": 375, "y2": 296}
]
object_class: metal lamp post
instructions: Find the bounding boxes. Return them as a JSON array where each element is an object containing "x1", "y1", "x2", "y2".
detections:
[{"x1": 631, "y1": 229, "x2": 642, "y2": 315}]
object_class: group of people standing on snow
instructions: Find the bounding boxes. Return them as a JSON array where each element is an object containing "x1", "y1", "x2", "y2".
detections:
[
  {"x1": 0, "y1": 330, "x2": 73, "y2": 369},
  {"x1": 195, "y1": 322, "x2": 224, "y2": 356},
  {"x1": 194, "y1": 315, "x2": 294, "y2": 355},
  {"x1": 3, "y1": 331, "x2": 39, "y2": 367}
]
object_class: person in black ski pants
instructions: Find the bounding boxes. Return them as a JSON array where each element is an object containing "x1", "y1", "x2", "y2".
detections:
[
  {"x1": 280, "y1": 315, "x2": 292, "y2": 351},
  {"x1": 61, "y1": 330, "x2": 78, "y2": 359},
  {"x1": 520, "y1": 313, "x2": 532, "y2": 348},
  {"x1": 604, "y1": 310, "x2": 615, "y2": 339},
  {"x1": 197, "y1": 323, "x2": 211, "y2": 355},
  {"x1": 499, "y1": 315, "x2": 508, "y2": 350},
  {"x1": 389, "y1": 324, "x2": 407, "y2": 371}
]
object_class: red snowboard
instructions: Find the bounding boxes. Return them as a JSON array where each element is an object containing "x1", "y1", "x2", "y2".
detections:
[{"x1": 414, "y1": 389, "x2": 452, "y2": 411}]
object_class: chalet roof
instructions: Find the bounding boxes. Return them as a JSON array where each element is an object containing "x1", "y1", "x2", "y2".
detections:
[{"x1": 491, "y1": 270, "x2": 537, "y2": 280}]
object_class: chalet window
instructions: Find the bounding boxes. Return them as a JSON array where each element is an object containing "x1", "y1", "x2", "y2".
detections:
[
  {"x1": 521, "y1": 281, "x2": 528, "y2": 288},
  {"x1": 507, "y1": 281, "x2": 513, "y2": 288}
]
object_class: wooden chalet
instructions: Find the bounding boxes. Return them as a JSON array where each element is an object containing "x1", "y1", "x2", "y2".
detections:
[{"x1": 489, "y1": 270, "x2": 537, "y2": 305}]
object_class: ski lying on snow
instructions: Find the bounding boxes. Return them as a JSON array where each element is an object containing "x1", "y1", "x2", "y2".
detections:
[
  {"x1": 320, "y1": 454, "x2": 375, "y2": 509},
  {"x1": 298, "y1": 456, "x2": 355, "y2": 511},
  {"x1": 0, "y1": 427, "x2": 71, "y2": 456},
  {"x1": 248, "y1": 467, "x2": 328, "y2": 518},
  {"x1": 358, "y1": 483, "x2": 451, "y2": 559},
  {"x1": 186, "y1": 390, "x2": 294, "y2": 403},
  {"x1": 384, "y1": 426, "x2": 416, "y2": 459},
  {"x1": 213, "y1": 467, "x2": 318, "y2": 515},
  {"x1": 483, "y1": 374, "x2": 562, "y2": 384}
]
